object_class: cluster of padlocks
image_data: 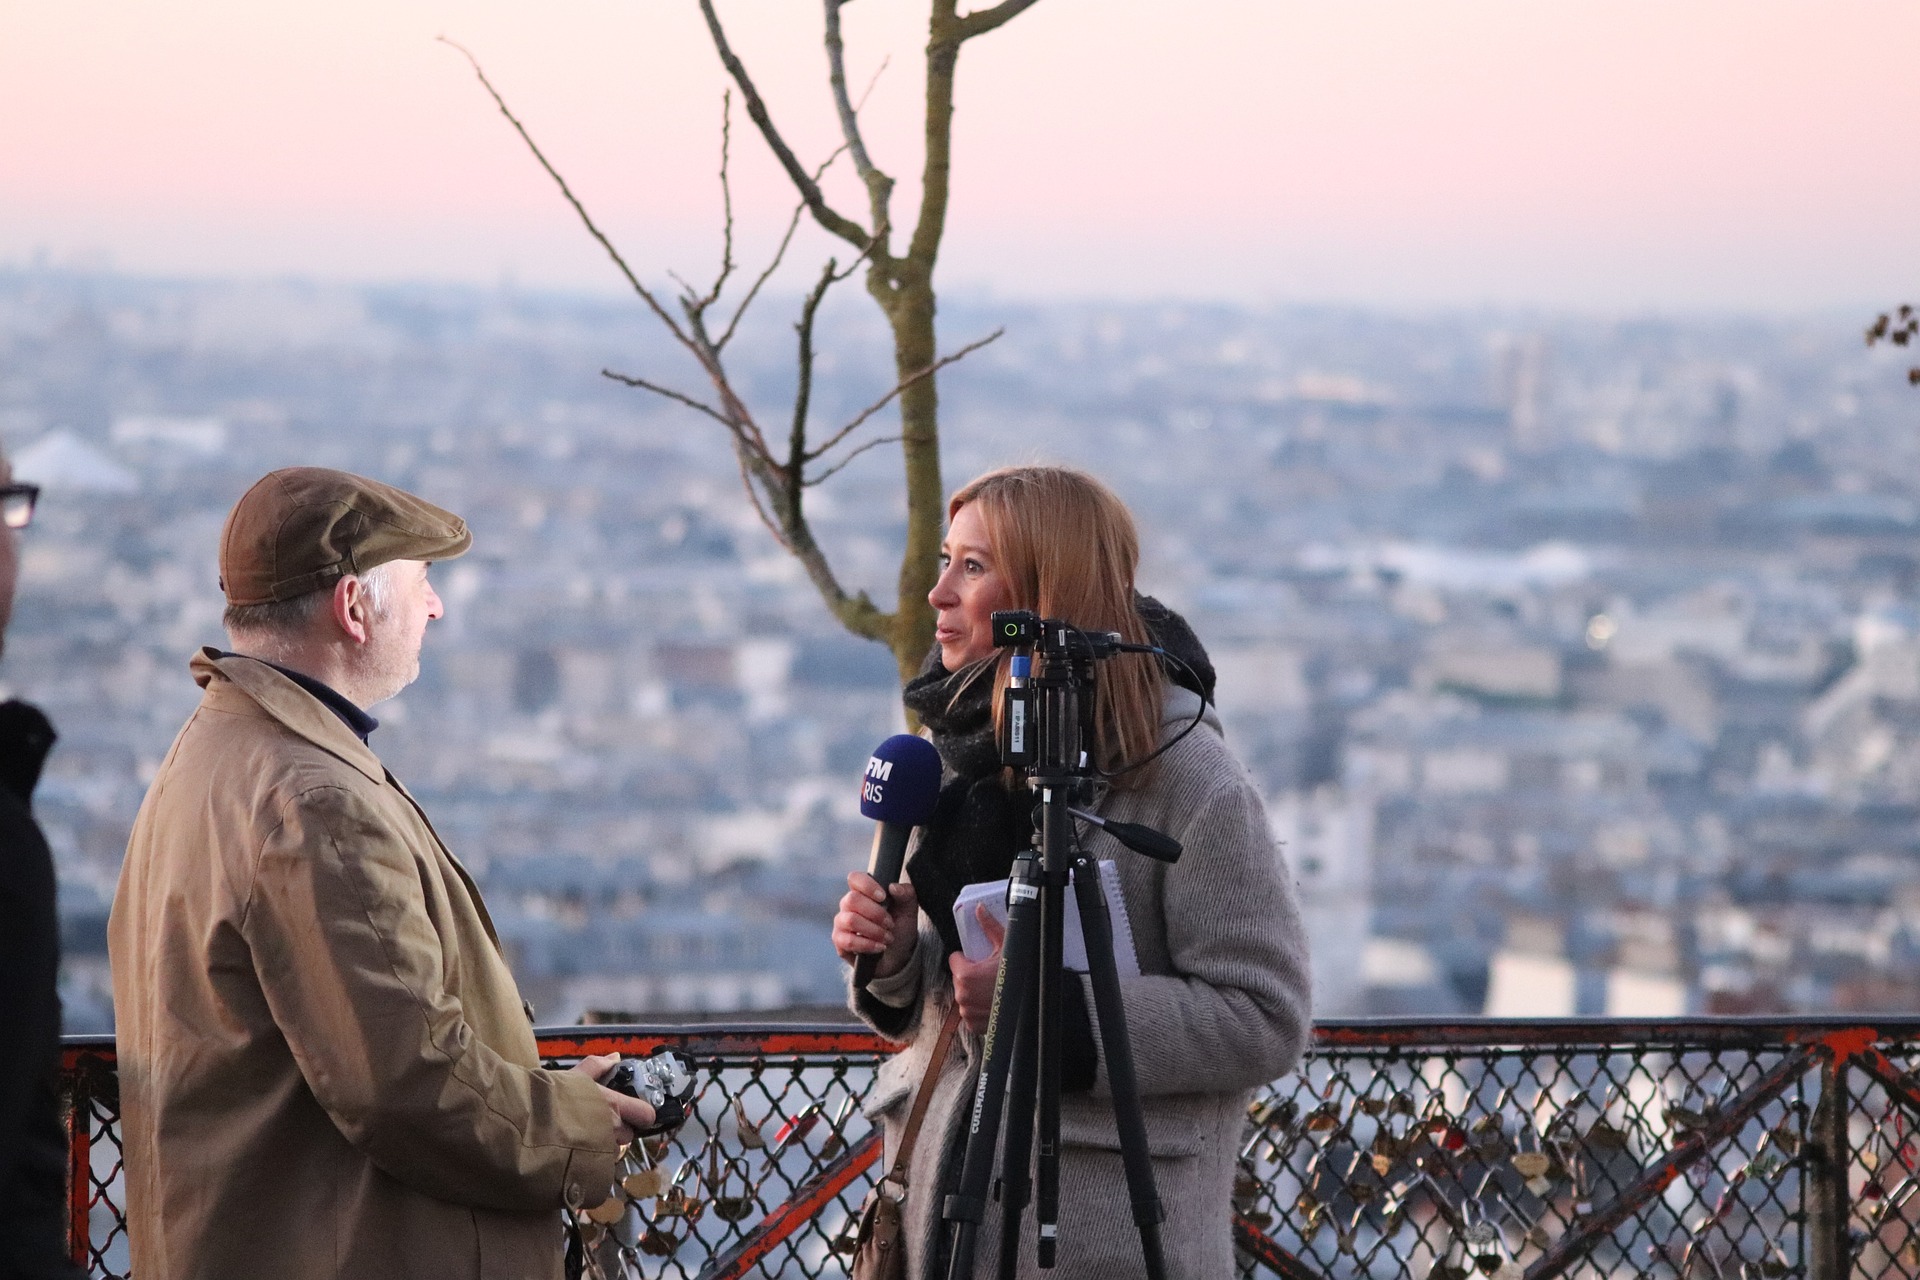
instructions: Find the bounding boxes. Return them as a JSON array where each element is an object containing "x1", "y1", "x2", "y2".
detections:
[
  {"x1": 571, "y1": 1088, "x2": 864, "y2": 1274},
  {"x1": 1233, "y1": 1062, "x2": 1812, "y2": 1278}
]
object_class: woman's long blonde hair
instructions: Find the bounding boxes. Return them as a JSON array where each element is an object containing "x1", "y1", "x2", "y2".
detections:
[{"x1": 949, "y1": 466, "x2": 1165, "y2": 786}]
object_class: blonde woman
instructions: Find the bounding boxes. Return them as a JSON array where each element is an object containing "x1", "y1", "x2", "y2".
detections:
[{"x1": 833, "y1": 465, "x2": 1312, "y2": 1279}]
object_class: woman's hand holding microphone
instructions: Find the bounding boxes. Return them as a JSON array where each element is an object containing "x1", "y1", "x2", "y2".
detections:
[{"x1": 834, "y1": 871, "x2": 921, "y2": 981}]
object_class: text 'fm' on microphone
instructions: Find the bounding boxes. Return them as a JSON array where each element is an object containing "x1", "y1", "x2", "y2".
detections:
[{"x1": 853, "y1": 733, "x2": 943, "y2": 989}]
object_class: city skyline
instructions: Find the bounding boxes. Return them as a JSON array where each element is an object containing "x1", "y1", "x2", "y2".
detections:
[{"x1": 10, "y1": 268, "x2": 1920, "y2": 1027}]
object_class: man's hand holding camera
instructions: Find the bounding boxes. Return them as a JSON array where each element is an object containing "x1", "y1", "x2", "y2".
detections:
[{"x1": 571, "y1": 1055, "x2": 656, "y2": 1144}]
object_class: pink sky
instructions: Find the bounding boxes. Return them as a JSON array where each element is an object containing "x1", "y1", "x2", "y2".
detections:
[{"x1": 2, "y1": 0, "x2": 1915, "y2": 309}]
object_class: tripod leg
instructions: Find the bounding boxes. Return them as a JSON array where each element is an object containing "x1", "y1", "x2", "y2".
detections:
[
  {"x1": 944, "y1": 850, "x2": 1044, "y2": 1280},
  {"x1": 994, "y1": 983, "x2": 1040, "y2": 1279},
  {"x1": 1033, "y1": 864, "x2": 1066, "y2": 1268},
  {"x1": 1071, "y1": 856, "x2": 1168, "y2": 1280}
]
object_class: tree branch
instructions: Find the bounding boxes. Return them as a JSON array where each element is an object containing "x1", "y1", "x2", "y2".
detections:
[
  {"x1": 856, "y1": 56, "x2": 892, "y2": 112},
  {"x1": 769, "y1": 481, "x2": 892, "y2": 641},
  {"x1": 804, "y1": 327, "x2": 1003, "y2": 463},
  {"x1": 606, "y1": 359, "x2": 785, "y2": 550},
  {"x1": 718, "y1": 200, "x2": 806, "y2": 352},
  {"x1": 717, "y1": 142, "x2": 852, "y2": 351},
  {"x1": 788, "y1": 259, "x2": 841, "y2": 517},
  {"x1": 690, "y1": 90, "x2": 737, "y2": 314},
  {"x1": 440, "y1": 38, "x2": 692, "y2": 348},
  {"x1": 729, "y1": 439, "x2": 787, "y2": 546},
  {"x1": 824, "y1": 0, "x2": 895, "y2": 234},
  {"x1": 687, "y1": 324, "x2": 774, "y2": 461},
  {"x1": 668, "y1": 269, "x2": 703, "y2": 301},
  {"x1": 956, "y1": 0, "x2": 1043, "y2": 40},
  {"x1": 601, "y1": 370, "x2": 733, "y2": 429},
  {"x1": 695, "y1": 0, "x2": 877, "y2": 255},
  {"x1": 738, "y1": 415, "x2": 892, "y2": 643},
  {"x1": 808, "y1": 434, "x2": 903, "y2": 485}
]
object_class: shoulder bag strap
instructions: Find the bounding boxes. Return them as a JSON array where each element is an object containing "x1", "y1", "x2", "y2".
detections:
[{"x1": 884, "y1": 1006, "x2": 962, "y2": 1189}]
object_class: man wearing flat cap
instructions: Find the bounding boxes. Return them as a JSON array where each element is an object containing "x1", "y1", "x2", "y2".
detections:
[{"x1": 110, "y1": 468, "x2": 649, "y2": 1280}]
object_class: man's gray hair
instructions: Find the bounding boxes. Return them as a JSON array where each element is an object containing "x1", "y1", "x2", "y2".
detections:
[{"x1": 223, "y1": 562, "x2": 394, "y2": 649}]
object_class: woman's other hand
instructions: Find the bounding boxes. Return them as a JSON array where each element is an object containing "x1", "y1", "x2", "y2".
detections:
[
  {"x1": 834, "y1": 871, "x2": 919, "y2": 979},
  {"x1": 948, "y1": 906, "x2": 1006, "y2": 1033}
]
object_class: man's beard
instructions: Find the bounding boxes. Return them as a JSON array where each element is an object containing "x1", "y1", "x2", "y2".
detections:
[{"x1": 359, "y1": 624, "x2": 420, "y2": 707}]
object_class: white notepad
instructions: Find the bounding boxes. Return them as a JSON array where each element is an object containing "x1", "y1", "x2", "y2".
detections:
[{"x1": 952, "y1": 860, "x2": 1140, "y2": 976}]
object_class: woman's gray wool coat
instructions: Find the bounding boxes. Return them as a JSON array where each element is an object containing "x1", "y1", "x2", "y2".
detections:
[{"x1": 853, "y1": 689, "x2": 1314, "y2": 1280}]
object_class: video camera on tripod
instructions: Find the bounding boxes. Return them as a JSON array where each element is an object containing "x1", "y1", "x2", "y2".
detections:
[
  {"x1": 939, "y1": 610, "x2": 1192, "y2": 1280},
  {"x1": 989, "y1": 611, "x2": 1187, "y2": 864}
]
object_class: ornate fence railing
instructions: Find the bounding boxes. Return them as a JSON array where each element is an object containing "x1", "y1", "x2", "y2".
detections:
[{"x1": 59, "y1": 1018, "x2": 1920, "y2": 1279}]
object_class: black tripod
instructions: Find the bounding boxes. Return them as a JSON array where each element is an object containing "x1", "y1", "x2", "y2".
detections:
[{"x1": 941, "y1": 611, "x2": 1183, "y2": 1280}]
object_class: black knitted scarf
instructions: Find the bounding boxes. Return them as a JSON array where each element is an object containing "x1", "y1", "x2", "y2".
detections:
[{"x1": 900, "y1": 595, "x2": 1215, "y2": 959}]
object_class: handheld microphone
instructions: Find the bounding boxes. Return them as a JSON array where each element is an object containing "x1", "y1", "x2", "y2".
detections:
[{"x1": 853, "y1": 733, "x2": 943, "y2": 989}]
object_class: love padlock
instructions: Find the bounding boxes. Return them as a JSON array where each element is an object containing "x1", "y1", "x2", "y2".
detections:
[
  {"x1": 583, "y1": 1192, "x2": 627, "y2": 1226},
  {"x1": 623, "y1": 1168, "x2": 665, "y2": 1198}
]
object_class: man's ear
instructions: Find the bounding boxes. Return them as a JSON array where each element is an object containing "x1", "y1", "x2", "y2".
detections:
[{"x1": 331, "y1": 575, "x2": 371, "y2": 646}]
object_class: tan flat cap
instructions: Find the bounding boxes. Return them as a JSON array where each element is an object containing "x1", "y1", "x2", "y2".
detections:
[{"x1": 219, "y1": 467, "x2": 471, "y2": 606}]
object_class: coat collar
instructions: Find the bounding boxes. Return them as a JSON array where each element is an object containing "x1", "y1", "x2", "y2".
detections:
[
  {"x1": 1162, "y1": 684, "x2": 1223, "y2": 738},
  {"x1": 191, "y1": 647, "x2": 386, "y2": 784}
]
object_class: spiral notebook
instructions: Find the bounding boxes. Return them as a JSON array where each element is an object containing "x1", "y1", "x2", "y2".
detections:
[{"x1": 952, "y1": 860, "x2": 1140, "y2": 976}]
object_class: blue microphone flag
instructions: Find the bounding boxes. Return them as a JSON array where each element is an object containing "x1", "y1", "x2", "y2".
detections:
[{"x1": 858, "y1": 733, "x2": 942, "y2": 825}]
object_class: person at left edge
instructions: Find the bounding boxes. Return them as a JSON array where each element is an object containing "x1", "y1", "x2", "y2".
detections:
[
  {"x1": 109, "y1": 467, "x2": 652, "y2": 1280},
  {"x1": 0, "y1": 456, "x2": 82, "y2": 1280}
]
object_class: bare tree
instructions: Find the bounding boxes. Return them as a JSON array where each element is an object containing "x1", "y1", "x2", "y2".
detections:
[
  {"x1": 1867, "y1": 304, "x2": 1920, "y2": 386},
  {"x1": 447, "y1": 0, "x2": 1041, "y2": 682}
]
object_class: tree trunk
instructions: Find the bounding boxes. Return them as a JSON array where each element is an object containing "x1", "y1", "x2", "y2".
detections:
[
  {"x1": 880, "y1": 271, "x2": 943, "y2": 682},
  {"x1": 875, "y1": 5, "x2": 966, "y2": 683}
]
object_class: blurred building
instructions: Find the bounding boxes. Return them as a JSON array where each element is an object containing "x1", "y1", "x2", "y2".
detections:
[{"x1": 7, "y1": 269, "x2": 1920, "y2": 1023}]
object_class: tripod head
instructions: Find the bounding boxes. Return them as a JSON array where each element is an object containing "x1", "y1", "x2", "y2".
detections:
[
  {"x1": 989, "y1": 609, "x2": 1180, "y2": 865},
  {"x1": 992, "y1": 609, "x2": 1109, "y2": 778},
  {"x1": 989, "y1": 608, "x2": 1133, "y2": 660}
]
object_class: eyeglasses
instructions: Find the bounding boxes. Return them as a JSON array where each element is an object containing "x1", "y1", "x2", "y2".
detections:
[{"x1": 0, "y1": 483, "x2": 39, "y2": 530}]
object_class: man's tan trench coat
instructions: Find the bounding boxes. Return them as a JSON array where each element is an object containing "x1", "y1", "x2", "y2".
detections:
[{"x1": 109, "y1": 650, "x2": 620, "y2": 1280}]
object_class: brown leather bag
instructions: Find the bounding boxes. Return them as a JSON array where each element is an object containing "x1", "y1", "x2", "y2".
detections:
[{"x1": 852, "y1": 1008, "x2": 961, "y2": 1280}]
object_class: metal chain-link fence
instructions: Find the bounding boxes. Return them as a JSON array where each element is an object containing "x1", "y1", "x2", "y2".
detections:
[
  {"x1": 542, "y1": 1027, "x2": 890, "y2": 1280},
  {"x1": 61, "y1": 1019, "x2": 1920, "y2": 1279}
]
